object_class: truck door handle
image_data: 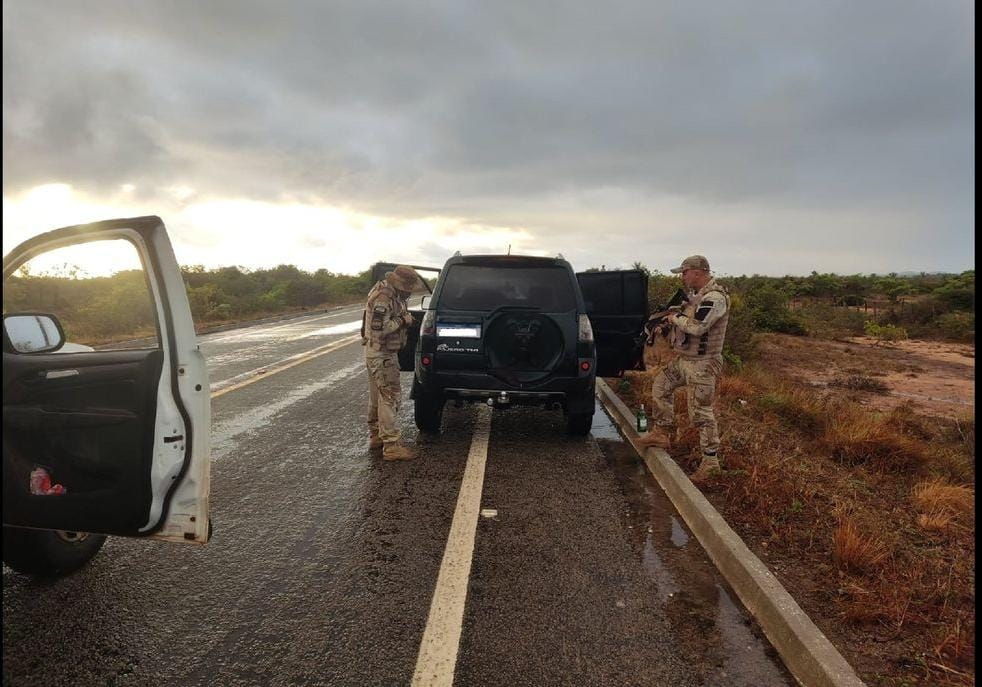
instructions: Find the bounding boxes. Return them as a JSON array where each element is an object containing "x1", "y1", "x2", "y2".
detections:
[{"x1": 42, "y1": 369, "x2": 79, "y2": 380}]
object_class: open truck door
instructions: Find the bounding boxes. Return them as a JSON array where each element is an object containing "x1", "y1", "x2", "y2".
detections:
[
  {"x1": 576, "y1": 269, "x2": 649, "y2": 377},
  {"x1": 3, "y1": 216, "x2": 210, "y2": 576},
  {"x1": 367, "y1": 261, "x2": 441, "y2": 372}
]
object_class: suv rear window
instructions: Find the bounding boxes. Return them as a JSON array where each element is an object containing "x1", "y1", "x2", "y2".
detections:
[{"x1": 439, "y1": 264, "x2": 577, "y2": 311}]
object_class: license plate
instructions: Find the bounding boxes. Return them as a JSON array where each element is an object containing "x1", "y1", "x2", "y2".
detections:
[{"x1": 436, "y1": 324, "x2": 481, "y2": 338}]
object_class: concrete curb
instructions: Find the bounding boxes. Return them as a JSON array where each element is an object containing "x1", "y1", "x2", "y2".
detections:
[{"x1": 595, "y1": 378, "x2": 866, "y2": 687}]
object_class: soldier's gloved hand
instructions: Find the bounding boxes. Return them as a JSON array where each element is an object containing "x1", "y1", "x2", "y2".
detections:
[{"x1": 401, "y1": 312, "x2": 414, "y2": 327}]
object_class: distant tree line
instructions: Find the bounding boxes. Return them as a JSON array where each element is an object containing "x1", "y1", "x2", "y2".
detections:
[
  {"x1": 181, "y1": 264, "x2": 374, "y2": 323},
  {"x1": 3, "y1": 264, "x2": 379, "y2": 344}
]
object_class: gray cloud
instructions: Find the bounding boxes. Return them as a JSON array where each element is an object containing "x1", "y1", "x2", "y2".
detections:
[{"x1": 2, "y1": 0, "x2": 974, "y2": 274}]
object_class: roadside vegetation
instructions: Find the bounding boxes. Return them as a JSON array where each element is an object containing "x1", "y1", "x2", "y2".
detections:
[
  {"x1": 3, "y1": 264, "x2": 377, "y2": 345},
  {"x1": 611, "y1": 263, "x2": 975, "y2": 687}
]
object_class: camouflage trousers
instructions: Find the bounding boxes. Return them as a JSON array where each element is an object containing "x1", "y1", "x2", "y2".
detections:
[
  {"x1": 650, "y1": 355, "x2": 724, "y2": 455},
  {"x1": 366, "y1": 352, "x2": 402, "y2": 444}
]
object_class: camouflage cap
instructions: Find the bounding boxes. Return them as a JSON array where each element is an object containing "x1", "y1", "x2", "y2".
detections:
[
  {"x1": 670, "y1": 255, "x2": 710, "y2": 274},
  {"x1": 385, "y1": 265, "x2": 423, "y2": 292}
]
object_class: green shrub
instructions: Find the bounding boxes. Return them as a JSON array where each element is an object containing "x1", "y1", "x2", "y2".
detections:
[
  {"x1": 205, "y1": 303, "x2": 233, "y2": 321},
  {"x1": 723, "y1": 349, "x2": 744, "y2": 371},
  {"x1": 797, "y1": 302, "x2": 867, "y2": 338},
  {"x1": 935, "y1": 311, "x2": 974, "y2": 342},
  {"x1": 722, "y1": 292, "x2": 758, "y2": 364},
  {"x1": 933, "y1": 271, "x2": 974, "y2": 311},
  {"x1": 864, "y1": 321, "x2": 908, "y2": 342},
  {"x1": 745, "y1": 285, "x2": 807, "y2": 335}
]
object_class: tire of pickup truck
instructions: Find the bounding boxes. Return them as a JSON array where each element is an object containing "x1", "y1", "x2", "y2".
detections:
[
  {"x1": 2, "y1": 527, "x2": 107, "y2": 577},
  {"x1": 414, "y1": 394, "x2": 445, "y2": 433},
  {"x1": 566, "y1": 411, "x2": 593, "y2": 436}
]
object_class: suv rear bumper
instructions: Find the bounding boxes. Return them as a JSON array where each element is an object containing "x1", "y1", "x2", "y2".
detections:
[{"x1": 413, "y1": 368, "x2": 595, "y2": 412}]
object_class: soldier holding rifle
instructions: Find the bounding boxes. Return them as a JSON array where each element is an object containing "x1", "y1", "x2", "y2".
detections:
[{"x1": 639, "y1": 255, "x2": 730, "y2": 482}]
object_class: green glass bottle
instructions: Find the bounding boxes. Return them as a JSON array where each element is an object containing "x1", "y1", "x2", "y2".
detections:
[{"x1": 636, "y1": 405, "x2": 648, "y2": 432}]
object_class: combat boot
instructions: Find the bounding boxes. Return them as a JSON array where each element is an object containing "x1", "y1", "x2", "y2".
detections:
[
  {"x1": 690, "y1": 453, "x2": 722, "y2": 483},
  {"x1": 382, "y1": 442, "x2": 417, "y2": 461},
  {"x1": 637, "y1": 427, "x2": 672, "y2": 449},
  {"x1": 368, "y1": 435, "x2": 384, "y2": 451}
]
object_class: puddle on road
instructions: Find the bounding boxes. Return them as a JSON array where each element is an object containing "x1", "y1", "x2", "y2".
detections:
[
  {"x1": 715, "y1": 583, "x2": 790, "y2": 685},
  {"x1": 642, "y1": 531, "x2": 680, "y2": 600},
  {"x1": 670, "y1": 516, "x2": 689, "y2": 548},
  {"x1": 594, "y1": 401, "x2": 792, "y2": 685},
  {"x1": 589, "y1": 400, "x2": 626, "y2": 441}
]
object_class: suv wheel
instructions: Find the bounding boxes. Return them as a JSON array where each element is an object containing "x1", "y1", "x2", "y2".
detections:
[
  {"x1": 3, "y1": 527, "x2": 107, "y2": 576},
  {"x1": 414, "y1": 394, "x2": 445, "y2": 433},
  {"x1": 566, "y1": 412, "x2": 593, "y2": 436}
]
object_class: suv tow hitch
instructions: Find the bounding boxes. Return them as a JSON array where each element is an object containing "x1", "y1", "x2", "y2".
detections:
[{"x1": 486, "y1": 391, "x2": 511, "y2": 407}]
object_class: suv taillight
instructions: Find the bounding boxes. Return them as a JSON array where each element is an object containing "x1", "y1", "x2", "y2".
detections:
[
  {"x1": 577, "y1": 314, "x2": 594, "y2": 343},
  {"x1": 421, "y1": 309, "x2": 436, "y2": 335}
]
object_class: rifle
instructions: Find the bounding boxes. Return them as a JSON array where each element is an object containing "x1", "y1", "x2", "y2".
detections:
[{"x1": 642, "y1": 288, "x2": 689, "y2": 345}]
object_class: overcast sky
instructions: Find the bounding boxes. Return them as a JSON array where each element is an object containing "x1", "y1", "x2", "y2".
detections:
[{"x1": 2, "y1": 1, "x2": 975, "y2": 276}]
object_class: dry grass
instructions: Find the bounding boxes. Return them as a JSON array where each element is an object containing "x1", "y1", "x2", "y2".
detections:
[
  {"x1": 933, "y1": 610, "x2": 976, "y2": 669},
  {"x1": 885, "y1": 402, "x2": 937, "y2": 441},
  {"x1": 717, "y1": 374, "x2": 754, "y2": 399},
  {"x1": 912, "y1": 479, "x2": 974, "y2": 523},
  {"x1": 833, "y1": 518, "x2": 890, "y2": 573},
  {"x1": 754, "y1": 384, "x2": 830, "y2": 436},
  {"x1": 917, "y1": 509, "x2": 955, "y2": 532},
  {"x1": 823, "y1": 408, "x2": 928, "y2": 473}
]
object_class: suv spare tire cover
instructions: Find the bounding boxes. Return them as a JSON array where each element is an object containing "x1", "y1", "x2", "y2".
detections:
[{"x1": 485, "y1": 312, "x2": 564, "y2": 384}]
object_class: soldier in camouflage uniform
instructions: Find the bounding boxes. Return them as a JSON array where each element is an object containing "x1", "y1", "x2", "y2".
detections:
[
  {"x1": 639, "y1": 255, "x2": 730, "y2": 482},
  {"x1": 363, "y1": 265, "x2": 423, "y2": 461}
]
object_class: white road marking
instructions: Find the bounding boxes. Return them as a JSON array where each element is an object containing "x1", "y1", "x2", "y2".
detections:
[
  {"x1": 210, "y1": 334, "x2": 361, "y2": 396},
  {"x1": 412, "y1": 405, "x2": 492, "y2": 687}
]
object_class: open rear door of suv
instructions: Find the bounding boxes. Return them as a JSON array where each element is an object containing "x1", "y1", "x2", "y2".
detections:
[
  {"x1": 3, "y1": 216, "x2": 210, "y2": 575},
  {"x1": 367, "y1": 261, "x2": 441, "y2": 372},
  {"x1": 576, "y1": 269, "x2": 649, "y2": 377}
]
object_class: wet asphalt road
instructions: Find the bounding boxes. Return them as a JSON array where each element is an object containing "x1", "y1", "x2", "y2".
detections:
[{"x1": 3, "y1": 310, "x2": 793, "y2": 686}]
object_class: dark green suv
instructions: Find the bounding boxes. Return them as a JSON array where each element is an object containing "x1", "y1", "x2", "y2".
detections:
[{"x1": 390, "y1": 254, "x2": 648, "y2": 435}]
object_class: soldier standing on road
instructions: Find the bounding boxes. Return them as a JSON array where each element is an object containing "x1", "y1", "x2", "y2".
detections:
[
  {"x1": 363, "y1": 265, "x2": 423, "y2": 461},
  {"x1": 639, "y1": 255, "x2": 730, "y2": 482}
]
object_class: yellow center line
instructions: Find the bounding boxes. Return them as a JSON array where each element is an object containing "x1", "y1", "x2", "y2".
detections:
[{"x1": 210, "y1": 334, "x2": 362, "y2": 399}]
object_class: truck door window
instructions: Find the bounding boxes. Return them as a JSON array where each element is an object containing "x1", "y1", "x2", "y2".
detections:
[{"x1": 3, "y1": 239, "x2": 160, "y2": 351}]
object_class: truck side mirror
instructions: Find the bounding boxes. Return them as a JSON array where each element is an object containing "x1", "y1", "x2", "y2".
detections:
[
  {"x1": 3, "y1": 313, "x2": 67, "y2": 354},
  {"x1": 421, "y1": 295, "x2": 432, "y2": 310}
]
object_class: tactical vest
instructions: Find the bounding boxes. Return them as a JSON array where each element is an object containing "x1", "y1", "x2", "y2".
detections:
[
  {"x1": 674, "y1": 280, "x2": 730, "y2": 358},
  {"x1": 362, "y1": 280, "x2": 409, "y2": 353}
]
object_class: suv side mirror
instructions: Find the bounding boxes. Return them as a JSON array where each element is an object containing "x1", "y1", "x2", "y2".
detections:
[
  {"x1": 3, "y1": 313, "x2": 66, "y2": 354},
  {"x1": 421, "y1": 295, "x2": 432, "y2": 310}
]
